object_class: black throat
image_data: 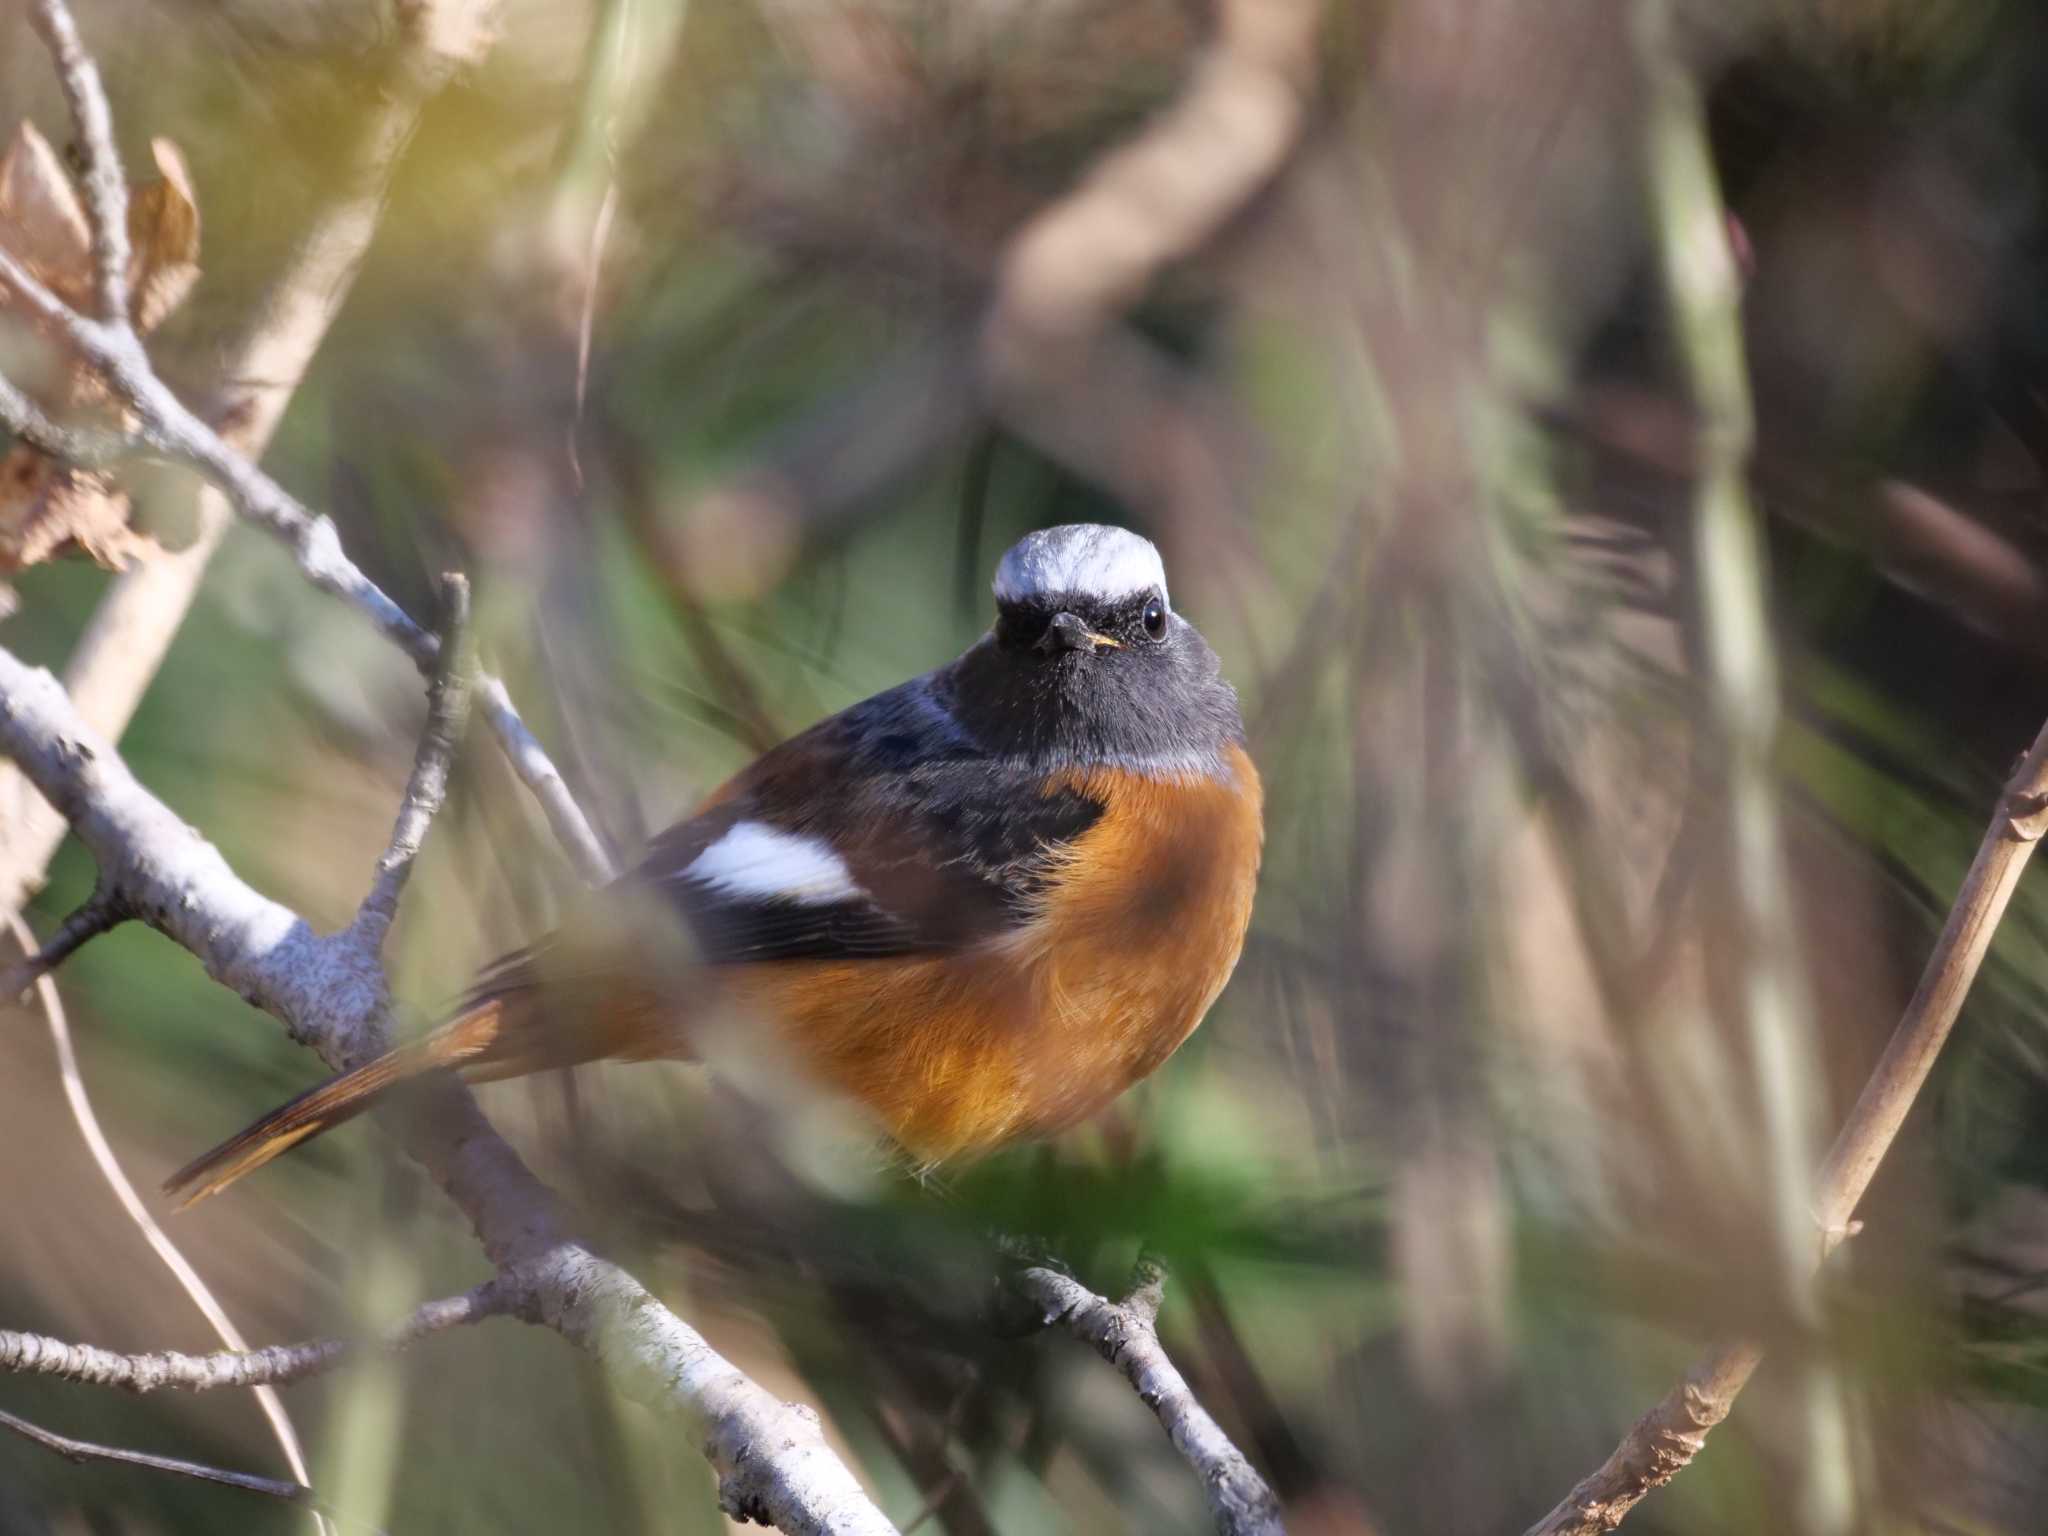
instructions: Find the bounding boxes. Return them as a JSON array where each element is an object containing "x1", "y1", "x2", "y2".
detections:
[{"x1": 938, "y1": 593, "x2": 1246, "y2": 780}]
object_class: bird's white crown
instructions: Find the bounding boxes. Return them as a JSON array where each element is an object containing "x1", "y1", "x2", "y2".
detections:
[{"x1": 993, "y1": 524, "x2": 1168, "y2": 608}]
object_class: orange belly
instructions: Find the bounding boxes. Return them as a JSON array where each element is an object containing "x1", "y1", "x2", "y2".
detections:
[{"x1": 716, "y1": 745, "x2": 1263, "y2": 1163}]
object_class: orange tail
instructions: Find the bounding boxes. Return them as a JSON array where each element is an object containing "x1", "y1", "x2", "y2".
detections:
[{"x1": 162, "y1": 1001, "x2": 509, "y2": 1209}]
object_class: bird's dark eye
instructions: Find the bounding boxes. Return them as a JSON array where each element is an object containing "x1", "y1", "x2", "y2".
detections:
[{"x1": 1142, "y1": 598, "x2": 1167, "y2": 640}]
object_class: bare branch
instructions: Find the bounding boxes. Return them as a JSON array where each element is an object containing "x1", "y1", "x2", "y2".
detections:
[
  {"x1": 1524, "y1": 713, "x2": 2048, "y2": 1536},
  {"x1": 0, "y1": 240, "x2": 103, "y2": 339},
  {"x1": 0, "y1": 368, "x2": 137, "y2": 468},
  {"x1": 1013, "y1": 1259, "x2": 1285, "y2": 1536},
  {"x1": 353, "y1": 574, "x2": 475, "y2": 950},
  {"x1": 977, "y1": 0, "x2": 1319, "y2": 539},
  {"x1": 984, "y1": 0, "x2": 1320, "y2": 373},
  {"x1": 1524, "y1": 4, "x2": 1849, "y2": 1529},
  {"x1": 0, "y1": 0, "x2": 514, "y2": 913},
  {"x1": 0, "y1": 1284, "x2": 503, "y2": 1393},
  {"x1": 24, "y1": 0, "x2": 133, "y2": 324},
  {"x1": 0, "y1": 884, "x2": 123, "y2": 1002},
  {"x1": 474, "y1": 674, "x2": 617, "y2": 883},
  {"x1": 60, "y1": 361, "x2": 607, "y2": 883},
  {"x1": 0, "y1": 1405, "x2": 335, "y2": 1514},
  {"x1": 5, "y1": 909, "x2": 322, "y2": 1521},
  {"x1": 0, "y1": 1, "x2": 609, "y2": 897},
  {"x1": 0, "y1": 9, "x2": 887, "y2": 1530},
  {"x1": 0, "y1": 649, "x2": 893, "y2": 1534}
]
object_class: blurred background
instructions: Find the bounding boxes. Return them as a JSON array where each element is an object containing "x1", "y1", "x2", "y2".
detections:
[{"x1": 5, "y1": 0, "x2": 2048, "y2": 1531}]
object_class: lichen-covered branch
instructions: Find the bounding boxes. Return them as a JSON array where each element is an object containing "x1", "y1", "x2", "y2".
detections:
[
  {"x1": 0, "y1": 0, "x2": 609, "y2": 900},
  {"x1": 0, "y1": 646, "x2": 897, "y2": 1535},
  {"x1": 1013, "y1": 1260, "x2": 1285, "y2": 1536},
  {"x1": 0, "y1": 1286, "x2": 502, "y2": 1394}
]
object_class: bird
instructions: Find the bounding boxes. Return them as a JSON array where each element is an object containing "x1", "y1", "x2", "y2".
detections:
[{"x1": 165, "y1": 523, "x2": 1263, "y2": 1205}]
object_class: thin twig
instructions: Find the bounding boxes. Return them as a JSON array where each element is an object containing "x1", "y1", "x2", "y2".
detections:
[
  {"x1": 25, "y1": 0, "x2": 133, "y2": 324},
  {"x1": 0, "y1": 884, "x2": 123, "y2": 1002},
  {"x1": 353, "y1": 573, "x2": 475, "y2": 950},
  {"x1": 0, "y1": 1283, "x2": 505, "y2": 1393},
  {"x1": 3, "y1": 911, "x2": 325, "y2": 1528},
  {"x1": 0, "y1": 266, "x2": 609, "y2": 892},
  {"x1": 0, "y1": 0, "x2": 507, "y2": 914},
  {"x1": 890, "y1": 1373, "x2": 977, "y2": 1536},
  {"x1": 0, "y1": 0, "x2": 610, "y2": 894},
  {"x1": 473, "y1": 674, "x2": 616, "y2": 883},
  {"x1": 1523, "y1": 715, "x2": 2048, "y2": 1536},
  {"x1": 1013, "y1": 1258, "x2": 1285, "y2": 1536},
  {"x1": 0, "y1": 243, "x2": 100, "y2": 338},
  {"x1": 0, "y1": 7, "x2": 883, "y2": 1530},
  {"x1": 0, "y1": 370, "x2": 136, "y2": 468},
  {"x1": 0, "y1": 1404, "x2": 329, "y2": 1510},
  {"x1": 0, "y1": 650, "x2": 897, "y2": 1534},
  {"x1": 1538, "y1": 3, "x2": 1848, "y2": 1530}
]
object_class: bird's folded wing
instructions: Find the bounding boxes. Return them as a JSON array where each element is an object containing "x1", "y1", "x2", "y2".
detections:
[{"x1": 632, "y1": 677, "x2": 1105, "y2": 965}]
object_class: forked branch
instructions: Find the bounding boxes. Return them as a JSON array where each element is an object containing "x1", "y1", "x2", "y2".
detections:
[
  {"x1": 1014, "y1": 1259, "x2": 1286, "y2": 1536},
  {"x1": 0, "y1": 0, "x2": 609, "y2": 889}
]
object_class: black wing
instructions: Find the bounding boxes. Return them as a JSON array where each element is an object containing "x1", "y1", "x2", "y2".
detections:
[{"x1": 632, "y1": 674, "x2": 1103, "y2": 966}]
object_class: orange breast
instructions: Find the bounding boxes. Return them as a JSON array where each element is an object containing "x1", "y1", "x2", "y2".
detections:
[{"x1": 716, "y1": 745, "x2": 1264, "y2": 1163}]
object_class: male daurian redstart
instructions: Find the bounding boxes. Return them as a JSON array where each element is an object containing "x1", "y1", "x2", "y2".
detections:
[{"x1": 165, "y1": 523, "x2": 1263, "y2": 1204}]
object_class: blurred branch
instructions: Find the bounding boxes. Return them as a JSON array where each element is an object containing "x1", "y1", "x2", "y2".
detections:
[
  {"x1": 623, "y1": 327, "x2": 984, "y2": 603},
  {"x1": 612, "y1": 443, "x2": 787, "y2": 753},
  {"x1": 1014, "y1": 1259, "x2": 1285, "y2": 1536},
  {"x1": 352, "y1": 574, "x2": 474, "y2": 951},
  {"x1": 0, "y1": 0, "x2": 594, "y2": 910},
  {"x1": 0, "y1": 1405, "x2": 345, "y2": 1519},
  {"x1": 0, "y1": 649, "x2": 896, "y2": 1534},
  {"x1": 1606, "y1": 3, "x2": 1847, "y2": 1531},
  {"x1": 983, "y1": 0, "x2": 1319, "y2": 377},
  {"x1": 472, "y1": 675, "x2": 615, "y2": 884},
  {"x1": 1567, "y1": 381, "x2": 2048, "y2": 665},
  {"x1": 1523, "y1": 709, "x2": 2048, "y2": 1528},
  {"x1": 0, "y1": 1285, "x2": 501, "y2": 1393},
  {"x1": 656, "y1": 0, "x2": 1319, "y2": 600},
  {"x1": 977, "y1": 0, "x2": 1318, "y2": 543},
  {"x1": 0, "y1": 370, "x2": 133, "y2": 467}
]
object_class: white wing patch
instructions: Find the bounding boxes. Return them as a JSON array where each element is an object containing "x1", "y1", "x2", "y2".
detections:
[
  {"x1": 993, "y1": 524, "x2": 1167, "y2": 606},
  {"x1": 685, "y1": 822, "x2": 865, "y2": 906}
]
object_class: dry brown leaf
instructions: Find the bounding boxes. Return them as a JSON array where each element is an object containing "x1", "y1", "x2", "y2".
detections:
[
  {"x1": 0, "y1": 125, "x2": 200, "y2": 572},
  {"x1": 0, "y1": 449, "x2": 155, "y2": 575},
  {"x1": 0, "y1": 120, "x2": 91, "y2": 306},
  {"x1": 126, "y1": 138, "x2": 199, "y2": 334}
]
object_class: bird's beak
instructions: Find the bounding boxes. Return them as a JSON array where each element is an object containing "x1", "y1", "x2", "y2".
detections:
[{"x1": 1044, "y1": 612, "x2": 1120, "y2": 652}]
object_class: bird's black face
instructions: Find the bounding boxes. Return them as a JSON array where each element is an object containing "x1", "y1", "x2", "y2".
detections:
[
  {"x1": 992, "y1": 585, "x2": 1171, "y2": 658},
  {"x1": 945, "y1": 538, "x2": 1244, "y2": 779}
]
